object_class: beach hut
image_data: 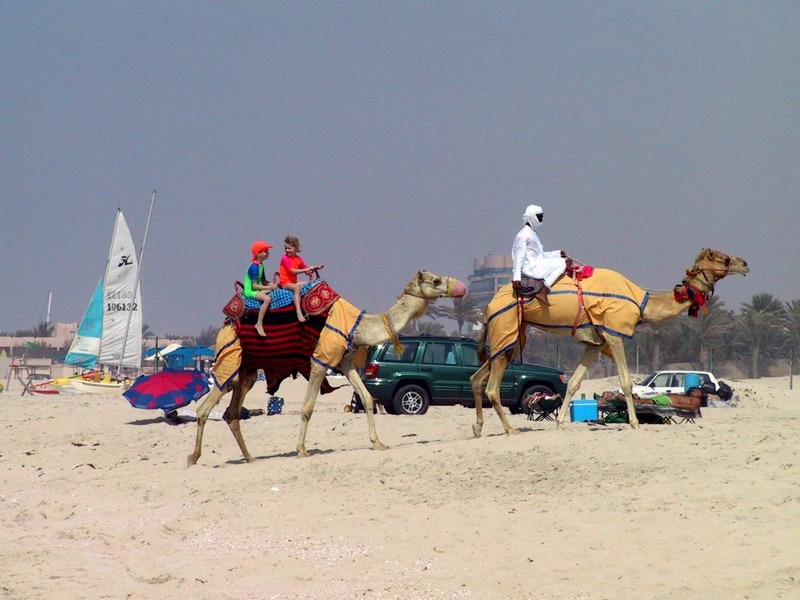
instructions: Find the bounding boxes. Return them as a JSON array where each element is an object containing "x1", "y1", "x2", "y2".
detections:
[{"x1": 163, "y1": 346, "x2": 214, "y2": 371}]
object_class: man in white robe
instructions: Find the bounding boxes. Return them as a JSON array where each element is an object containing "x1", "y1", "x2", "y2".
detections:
[{"x1": 511, "y1": 204, "x2": 566, "y2": 305}]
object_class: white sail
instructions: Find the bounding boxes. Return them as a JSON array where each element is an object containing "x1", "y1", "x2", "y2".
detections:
[{"x1": 99, "y1": 211, "x2": 142, "y2": 370}]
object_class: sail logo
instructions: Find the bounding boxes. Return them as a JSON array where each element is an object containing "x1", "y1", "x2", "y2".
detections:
[{"x1": 118, "y1": 255, "x2": 134, "y2": 267}]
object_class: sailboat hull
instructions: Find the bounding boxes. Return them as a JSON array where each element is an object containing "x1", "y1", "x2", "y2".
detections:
[{"x1": 69, "y1": 379, "x2": 129, "y2": 394}]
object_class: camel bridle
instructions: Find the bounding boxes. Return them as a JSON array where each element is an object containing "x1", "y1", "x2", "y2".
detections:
[
  {"x1": 402, "y1": 275, "x2": 455, "y2": 300},
  {"x1": 673, "y1": 252, "x2": 733, "y2": 318}
]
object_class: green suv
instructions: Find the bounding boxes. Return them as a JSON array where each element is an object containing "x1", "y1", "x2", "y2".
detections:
[{"x1": 354, "y1": 335, "x2": 568, "y2": 415}]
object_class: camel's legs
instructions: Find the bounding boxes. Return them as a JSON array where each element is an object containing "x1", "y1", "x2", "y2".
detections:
[
  {"x1": 470, "y1": 354, "x2": 516, "y2": 437},
  {"x1": 296, "y1": 362, "x2": 329, "y2": 457},
  {"x1": 469, "y1": 360, "x2": 491, "y2": 438},
  {"x1": 341, "y1": 358, "x2": 388, "y2": 451},
  {"x1": 188, "y1": 382, "x2": 229, "y2": 466},
  {"x1": 555, "y1": 344, "x2": 603, "y2": 430},
  {"x1": 187, "y1": 370, "x2": 258, "y2": 466},
  {"x1": 603, "y1": 336, "x2": 639, "y2": 429},
  {"x1": 486, "y1": 354, "x2": 518, "y2": 435},
  {"x1": 222, "y1": 370, "x2": 259, "y2": 461}
]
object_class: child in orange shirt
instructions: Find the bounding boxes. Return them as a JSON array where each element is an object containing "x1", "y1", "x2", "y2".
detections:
[{"x1": 279, "y1": 235, "x2": 324, "y2": 322}]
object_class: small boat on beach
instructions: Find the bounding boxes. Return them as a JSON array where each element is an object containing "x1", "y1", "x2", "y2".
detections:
[{"x1": 65, "y1": 207, "x2": 148, "y2": 393}]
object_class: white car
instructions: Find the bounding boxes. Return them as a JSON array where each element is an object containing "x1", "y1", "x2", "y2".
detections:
[{"x1": 630, "y1": 370, "x2": 721, "y2": 397}]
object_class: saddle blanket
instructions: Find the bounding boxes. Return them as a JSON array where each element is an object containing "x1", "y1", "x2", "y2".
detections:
[
  {"x1": 244, "y1": 280, "x2": 321, "y2": 311},
  {"x1": 211, "y1": 305, "x2": 337, "y2": 396},
  {"x1": 210, "y1": 323, "x2": 242, "y2": 391},
  {"x1": 311, "y1": 297, "x2": 369, "y2": 372},
  {"x1": 303, "y1": 281, "x2": 340, "y2": 316},
  {"x1": 485, "y1": 268, "x2": 649, "y2": 360}
]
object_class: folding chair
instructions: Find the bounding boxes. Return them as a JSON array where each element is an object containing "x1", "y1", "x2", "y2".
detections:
[{"x1": 525, "y1": 394, "x2": 563, "y2": 421}]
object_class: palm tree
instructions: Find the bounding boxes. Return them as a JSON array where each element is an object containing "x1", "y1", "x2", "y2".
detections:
[
  {"x1": 735, "y1": 294, "x2": 786, "y2": 378},
  {"x1": 784, "y1": 300, "x2": 800, "y2": 371},
  {"x1": 428, "y1": 295, "x2": 483, "y2": 335},
  {"x1": 405, "y1": 319, "x2": 446, "y2": 336},
  {"x1": 686, "y1": 296, "x2": 736, "y2": 369},
  {"x1": 196, "y1": 325, "x2": 219, "y2": 347},
  {"x1": 33, "y1": 320, "x2": 55, "y2": 337},
  {"x1": 142, "y1": 323, "x2": 154, "y2": 339}
]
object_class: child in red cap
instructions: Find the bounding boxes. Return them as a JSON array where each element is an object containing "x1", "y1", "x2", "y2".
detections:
[{"x1": 245, "y1": 240, "x2": 278, "y2": 336}]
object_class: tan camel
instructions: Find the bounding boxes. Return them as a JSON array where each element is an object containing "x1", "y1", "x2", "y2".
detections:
[
  {"x1": 187, "y1": 270, "x2": 466, "y2": 466},
  {"x1": 470, "y1": 248, "x2": 748, "y2": 436}
]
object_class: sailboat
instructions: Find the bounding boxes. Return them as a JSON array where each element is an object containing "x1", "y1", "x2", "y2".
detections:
[{"x1": 67, "y1": 209, "x2": 144, "y2": 393}]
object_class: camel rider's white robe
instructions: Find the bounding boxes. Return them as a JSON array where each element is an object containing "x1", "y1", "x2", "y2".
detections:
[{"x1": 512, "y1": 225, "x2": 566, "y2": 289}]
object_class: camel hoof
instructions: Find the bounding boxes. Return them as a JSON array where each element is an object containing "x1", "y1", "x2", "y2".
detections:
[
  {"x1": 508, "y1": 427, "x2": 520, "y2": 436},
  {"x1": 187, "y1": 455, "x2": 198, "y2": 467},
  {"x1": 296, "y1": 448, "x2": 310, "y2": 458},
  {"x1": 556, "y1": 422, "x2": 566, "y2": 431},
  {"x1": 373, "y1": 442, "x2": 388, "y2": 451},
  {"x1": 472, "y1": 423, "x2": 483, "y2": 438}
]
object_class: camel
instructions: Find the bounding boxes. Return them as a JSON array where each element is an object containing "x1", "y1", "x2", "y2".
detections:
[
  {"x1": 470, "y1": 248, "x2": 748, "y2": 436},
  {"x1": 187, "y1": 270, "x2": 466, "y2": 466}
]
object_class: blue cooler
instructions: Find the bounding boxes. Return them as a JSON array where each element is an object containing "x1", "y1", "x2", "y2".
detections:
[
  {"x1": 570, "y1": 397, "x2": 598, "y2": 422},
  {"x1": 684, "y1": 373, "x2": 701, "y2": 392}
]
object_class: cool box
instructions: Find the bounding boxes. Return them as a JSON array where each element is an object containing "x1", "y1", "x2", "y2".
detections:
[{"x1": 570, "y1": 398, "x2": 598, "y2": 422}]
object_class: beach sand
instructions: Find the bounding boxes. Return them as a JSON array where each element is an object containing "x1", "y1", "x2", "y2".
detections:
[{"x1": 1, "y1": 373, "x2": 798, "y2": 599}]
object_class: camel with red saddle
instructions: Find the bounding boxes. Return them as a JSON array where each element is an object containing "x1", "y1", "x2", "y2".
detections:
[
  {"x1": 188, "y1": 270, "x2": 466, "y2": 466},
  {"x1": 470, "y1": 248, "x2": 749, "y2": 436}
]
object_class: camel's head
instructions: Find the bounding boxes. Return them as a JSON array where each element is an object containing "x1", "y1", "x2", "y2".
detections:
[
  {"x1": 691, "y1": 248, "x2": 749, "y2": 283},
  {"x1": 676, "y1": 249, "x2": 749, "y2": 318},
  {"x1": 405, "y1": 270, "x2": 467, "y2": 300}
]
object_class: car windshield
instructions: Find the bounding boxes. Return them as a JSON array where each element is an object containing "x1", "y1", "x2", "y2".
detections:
[{"x1": 639, "y1": 373, "x2": 657, "y2": 386}]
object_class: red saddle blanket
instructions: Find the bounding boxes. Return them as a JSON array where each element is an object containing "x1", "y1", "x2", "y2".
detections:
[
  {"x1": 302, "y1": 281, "x2": 340, "y2": 316},
  {"x1": 235, "y1": 305, "x2": 337, "y2": 396}
]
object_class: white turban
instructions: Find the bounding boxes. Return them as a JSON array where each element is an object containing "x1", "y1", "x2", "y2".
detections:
[{"x1": 523, "y1": 204, "x2": 544, "y2": 229}]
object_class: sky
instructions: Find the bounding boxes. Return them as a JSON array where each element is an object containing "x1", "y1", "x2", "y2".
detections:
[{"x1": 2, "y1": 2, "x2": 798, "y2": 337}]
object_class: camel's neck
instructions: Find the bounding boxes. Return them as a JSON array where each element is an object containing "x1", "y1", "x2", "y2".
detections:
[
  {"x1": 351, "y1": 294, "x2": 430, "y2": 347},
  {"x1": 641, "y1": 287, "x2": 704, "y2": 323}
]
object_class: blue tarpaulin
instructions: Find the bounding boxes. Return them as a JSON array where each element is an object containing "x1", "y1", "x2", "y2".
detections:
[{"x1": 163, "y1": 346, "x2": 214, "y2": 370}]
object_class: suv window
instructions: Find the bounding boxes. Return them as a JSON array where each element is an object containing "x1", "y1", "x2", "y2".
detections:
[
  {"x1": 382, "y1": 342, "x2": 419, "y2": 362},
  {"x1": 422, "y1": 342, "x2": 457, "y2": 365},
  {"x1": 461, "y1": 344, "x2": 480, "y2": 367}
]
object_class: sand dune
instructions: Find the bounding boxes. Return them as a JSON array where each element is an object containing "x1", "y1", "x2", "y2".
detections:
[{"x1": 1, "y1": 374, "x2": 798, "y2": 599}]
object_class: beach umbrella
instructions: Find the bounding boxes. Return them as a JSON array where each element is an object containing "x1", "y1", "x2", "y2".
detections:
[{"x1": 123, "y1": 369, "x2": 210, "y2": 411}]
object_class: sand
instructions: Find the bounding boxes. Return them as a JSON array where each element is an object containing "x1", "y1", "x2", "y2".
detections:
[{"x1": 1, "y1": 373, "x2": 798, "y2": 600}]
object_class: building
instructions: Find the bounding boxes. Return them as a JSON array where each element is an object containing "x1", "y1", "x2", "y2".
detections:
[
  {"x1": 0, "y1": 322, "x2": 78, "y2": 350},
  {"x1": 468, "y1": 253, "x2": 513, "y2": 307}
]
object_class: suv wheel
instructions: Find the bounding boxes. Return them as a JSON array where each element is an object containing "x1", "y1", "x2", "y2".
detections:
[
  {"x1": 514, "y1": 384, "x2": 555, "y2": 415},
  {"x1": 392, "y1": 384, "x2": 430, "y2": 415}
]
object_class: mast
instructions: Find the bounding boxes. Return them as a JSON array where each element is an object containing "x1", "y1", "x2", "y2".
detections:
[{"x1": 117, "y1": 191, "x2": 156, "y2": 374}]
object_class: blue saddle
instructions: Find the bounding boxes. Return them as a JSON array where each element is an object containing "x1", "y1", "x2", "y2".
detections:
[{"x1": 244, "y1": 280, "x2": 321, "y2": 311}]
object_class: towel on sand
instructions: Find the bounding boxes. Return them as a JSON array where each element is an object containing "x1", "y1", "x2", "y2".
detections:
[{"x1": 485, "y1": 268, "x2": 649, "y2": 360}]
